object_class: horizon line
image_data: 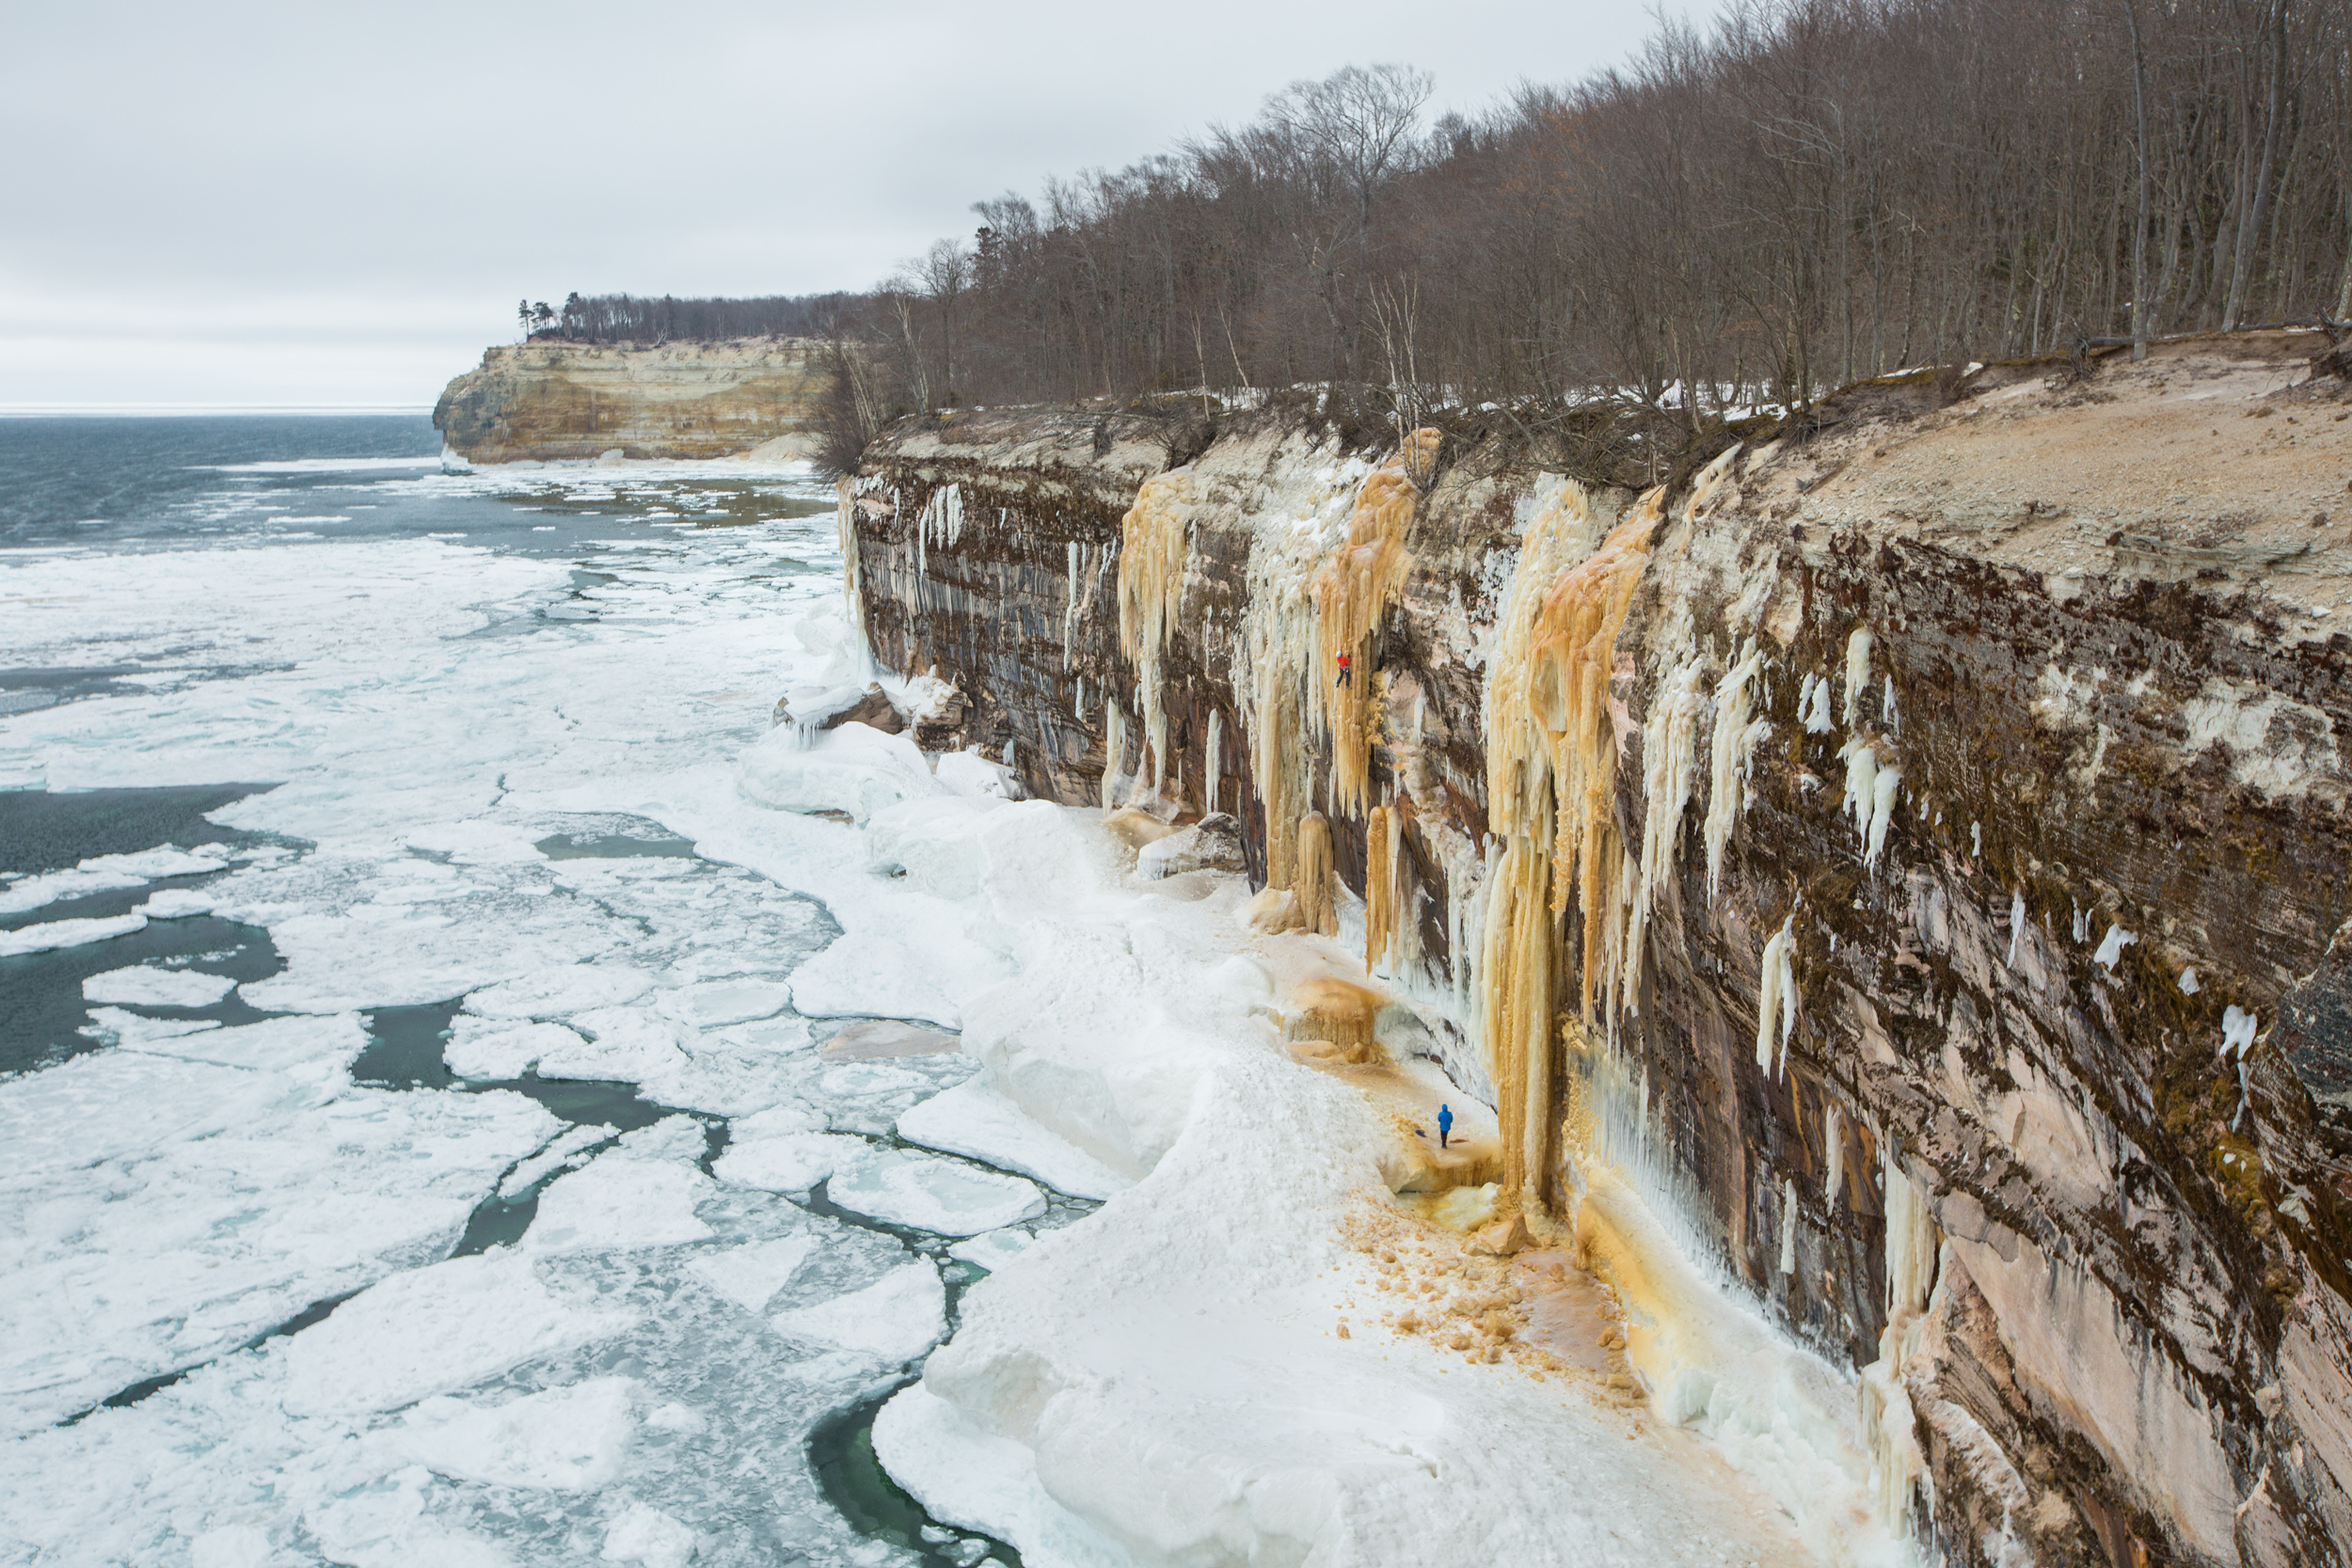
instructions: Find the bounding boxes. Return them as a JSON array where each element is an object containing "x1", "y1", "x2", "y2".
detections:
[{"x1": 0, "y1": 403, "x2": 435, "y2": 417}]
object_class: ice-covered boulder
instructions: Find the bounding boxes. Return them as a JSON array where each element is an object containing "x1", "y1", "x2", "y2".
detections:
[
  {"x1": 737, "y1": 721, "x2": 944, "y2": 824},
  {"x1": 771, "y1": 682, "x2": 904, "y2": 736},
  {"x1": 935, "y1": 749, "x2": 1025, "y2": 800},
  {"x1": 1136, "y1": 813, "x2": 1248, "y2": 879}
]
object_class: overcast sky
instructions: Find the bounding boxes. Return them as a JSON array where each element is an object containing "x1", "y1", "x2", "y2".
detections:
[{"x1": 2, "y1": 1, "x2": 1715, "y2": 408}]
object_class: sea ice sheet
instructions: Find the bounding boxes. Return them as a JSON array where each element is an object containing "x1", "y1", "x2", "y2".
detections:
[
  {"x1": 769, "y1": 1260, "x2": 946, "y2": 1365},
  {"x1": 81, "y1": 963, "x2": 239, "y2": 1007},
  {"x1": 826, "y1": 1148, "x2": 1047, "y2": 1236}
]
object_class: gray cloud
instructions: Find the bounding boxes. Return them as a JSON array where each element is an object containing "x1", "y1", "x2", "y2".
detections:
[{"x1": 1, "y1": 0, "x2": 1711, "y2": 404}]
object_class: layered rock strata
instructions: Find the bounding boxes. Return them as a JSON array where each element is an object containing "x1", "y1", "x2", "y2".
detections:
[
  {"x1": 434, "y1": 339, "x2": 827, "y2": 463},
  {"x1": 844, "y1": 333, "x2": 2352, "y2": 1567}
]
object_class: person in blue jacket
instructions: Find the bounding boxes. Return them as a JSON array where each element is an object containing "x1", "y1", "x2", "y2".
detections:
[{"x1": 1438, "y1": 1102, "x2": 1454, "y2": 1149}]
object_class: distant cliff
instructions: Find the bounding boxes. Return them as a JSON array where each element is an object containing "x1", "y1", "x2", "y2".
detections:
[
  {"x1": 433, "y1": 339, "x2": 828, "y2": 463},
  {"x1": 844, "y1": 332, "x2": 2352, "y2": 1567}
]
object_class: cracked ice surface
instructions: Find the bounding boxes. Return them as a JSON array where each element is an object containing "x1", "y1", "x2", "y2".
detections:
[{"x1": 0, "y1": 477, "x2": 1034, "y2": 1565}]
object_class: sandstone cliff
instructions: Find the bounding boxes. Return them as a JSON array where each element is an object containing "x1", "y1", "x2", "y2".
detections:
[
  {"x1": 844, "y1": 333, "x2": 2352, "y2": 1567},
  {"x1": 433, "y1": 338, "x2": 827, "y2": 463}
]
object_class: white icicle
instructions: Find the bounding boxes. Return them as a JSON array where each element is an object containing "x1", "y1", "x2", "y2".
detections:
[
  {"x1": 1704, "y1": 644, "x2": 1768, "y2": 902},
  {"x1": 2179, "y1": 966, "x2": 2201, "y2": 995},
  {"x1": 2007, "y1": 890, "x2": 2027, "y2": 969},
  {"x1": 2093, "y1": 924, "x2": 2136, "y2": 972},
  {"x1": 1866, "y1": 767, "x2": 1902, "y2": 871},
  {"x1": 1843, "y1": 627, "x2": 1874, "y2": 730},
  {"x1": 2222, "y1": 1005, "x2": 2258, "y2": 1058},
  {"x1": 1824, "y1": 1102, "x2": 1845, "y2": 1211},
  {"x1": 1883, "y1": 673, "x2": 1899, "y2": 732},
  {"x1": 1756, "y1": 915, "x2": 1797, "y2": 1075},
  {"x1": 1100, "y1": 701, "x2": 1125, "y2": 811},
  {"x1": 1626, "y1": 657, "x2": 1708, "y2": 1004},
  {"x1": 1840, "y1": 736, "x2": 1879, "y2": 835},
  {"x1": 1204, "y1": 708, "x2": 1224, "y2": 816},
  {"x1": 1800, "y1": 672, "x2": 1836, "y2": 734},
  {"x1": 1779, "y1": 1179, "x2": 1800, "y2": 1275}
]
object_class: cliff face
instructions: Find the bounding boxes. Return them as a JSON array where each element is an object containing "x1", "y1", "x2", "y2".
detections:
[
  {"x1": 845, "y1": 334, "x2": 2352, "y2": 1567},
  {"x1": 433, "y1": 339, "x2": 828, "y2": 463}
]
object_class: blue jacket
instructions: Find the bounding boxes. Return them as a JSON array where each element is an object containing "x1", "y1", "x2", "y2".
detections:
[{"x1": 1437, "y1": 1105, "x2": 1454, "y2": 1132}]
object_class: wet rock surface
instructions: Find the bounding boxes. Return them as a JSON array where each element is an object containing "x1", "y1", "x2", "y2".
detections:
[{"x1": 848, "y1": 335, "x2": 2352, "y2": 1565}]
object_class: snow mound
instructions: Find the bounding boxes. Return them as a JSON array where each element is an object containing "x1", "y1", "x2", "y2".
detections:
[
  {"x1": 737, "y1": 721, "x2": 944, "y2": 824},
  {"x1": 936, "y1": 750, "x2": 1025, "y2": 799}
]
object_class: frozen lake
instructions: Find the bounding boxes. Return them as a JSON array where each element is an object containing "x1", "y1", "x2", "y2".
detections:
[{"x1": 0, "y1": 417, "x2": 1052, "y2": 1567}]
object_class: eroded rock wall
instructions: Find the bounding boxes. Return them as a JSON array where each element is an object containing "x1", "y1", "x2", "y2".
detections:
[
  {"x1": 845, "y1": 334, "x2": 2352, "y2": 1567},
  {"x1": 433, "y1": 339, "x2": 827, "y2": 462}
]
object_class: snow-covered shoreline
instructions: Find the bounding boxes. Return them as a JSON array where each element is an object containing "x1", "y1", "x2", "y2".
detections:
[{"x1": 2, "y1": 454, "x2": 1902, "y2": 1565}]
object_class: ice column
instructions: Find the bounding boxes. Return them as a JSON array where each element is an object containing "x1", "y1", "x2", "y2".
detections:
[
  {"x1": 1703, "y1": 641, "x2": 1769, "y2": 902},
  {"x1": 1116, "y1": 472, "x2": 1193, "y2": 793},
  {"x1": 1310, "y1": 430, "x2": 1438, "y2": 817}
]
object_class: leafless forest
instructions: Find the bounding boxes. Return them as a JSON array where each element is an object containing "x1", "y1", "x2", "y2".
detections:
[
  {"x1": 582, "y1": 0, "x2": 2352, "y2": 472},
  {"x1": 525, "y1": 293, "x2": 859, "y2": 344}
]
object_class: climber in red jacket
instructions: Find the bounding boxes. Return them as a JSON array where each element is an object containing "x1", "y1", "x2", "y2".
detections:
[{"x1": 1336, "y1": 652, "x2": 1353, "y2": 689}]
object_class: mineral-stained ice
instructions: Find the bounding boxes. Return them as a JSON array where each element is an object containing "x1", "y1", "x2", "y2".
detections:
[{"x1": 826, "y1": 1147, "x2": 1048, "y2": 1235}]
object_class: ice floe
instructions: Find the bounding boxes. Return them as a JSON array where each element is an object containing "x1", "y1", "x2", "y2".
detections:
[
  {"x1": 81, "y1": 963, "x2": 238, "y2": 1006},
  {"x1": 826, "y1": 1147, "x2": 1048, "y2": 1236},
  {"x1": 898, "y1": 1072, "x2": 1134, "y2": 1200},
  {"x1": 769, "y1": 1260, "x2": 946, "y2": 1364}
]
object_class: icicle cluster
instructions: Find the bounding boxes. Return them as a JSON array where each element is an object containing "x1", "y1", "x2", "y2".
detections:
[
  {"x1": 1479, "y1": 478, "x2": 1666, "y2": 1208},
  {"x1": 1116, "y1": 471, "x2": 1194, "y2": 794},
  {"x1": 1311, "y1": 430, "x2": 1436, "y2": 817}
]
